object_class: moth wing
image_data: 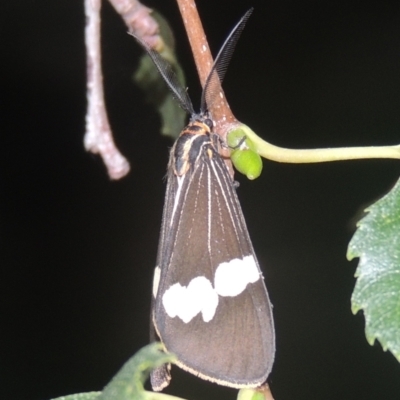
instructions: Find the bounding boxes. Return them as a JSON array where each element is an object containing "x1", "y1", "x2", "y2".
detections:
[{"x1": 152, "y1": 147, "x2": 275, "y2": 388}]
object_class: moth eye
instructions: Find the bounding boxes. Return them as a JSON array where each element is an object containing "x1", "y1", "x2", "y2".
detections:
[{"x1": 204, "y1": 118, "x2": 214, "y2": 129}]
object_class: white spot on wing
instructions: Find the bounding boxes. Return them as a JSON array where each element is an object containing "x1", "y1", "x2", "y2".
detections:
[
  {"x1": 162, "y1": 277, "x2": 219, "y2": 323},
  {"x1": 214, "y1": 255, "x2": 260, "y2": 297},
  {"x1": 153, "y1": 266, "x2": 161, "y2": 298}
]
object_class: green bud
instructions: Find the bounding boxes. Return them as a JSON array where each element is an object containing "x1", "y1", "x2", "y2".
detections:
[
  {"x1": 228, "y1": 129, "x2": 262, "y2": 179},
  {"x1": 231, "y1": 148, "x2": 263, "y2": 180}
]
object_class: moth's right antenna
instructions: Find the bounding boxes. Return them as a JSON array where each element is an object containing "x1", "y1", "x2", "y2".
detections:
[{"x1": 200, "y1": 8, "x2": 253, "y2": 114}]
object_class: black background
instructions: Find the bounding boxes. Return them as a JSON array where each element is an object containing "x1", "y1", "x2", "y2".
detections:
[{"x1": 2, "y1": 1, "x2": 400, "y2": 399}]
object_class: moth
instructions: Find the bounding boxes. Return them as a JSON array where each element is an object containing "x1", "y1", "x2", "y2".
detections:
[{"x1": 131, "y1": 9, "x2": 275, "y2": 390}]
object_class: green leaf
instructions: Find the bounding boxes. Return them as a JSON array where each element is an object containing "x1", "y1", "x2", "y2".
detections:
[
  {"x1": 51, "y1": 393, "x2": 101, "y2": 400},
  {"x1": 133, "y1": 11, "x2": 187, "y2": 139},
  {"x1": 97, "y1": 343, "x2": 176, "y2": 400},
  {"x1": 347, "y1": 178, "x2": 400, "y2": 362}
]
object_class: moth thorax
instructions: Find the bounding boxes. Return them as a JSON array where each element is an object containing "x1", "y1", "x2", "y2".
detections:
[{"x1": 172, "y1": 129, "x2": 212, "y2": 176}]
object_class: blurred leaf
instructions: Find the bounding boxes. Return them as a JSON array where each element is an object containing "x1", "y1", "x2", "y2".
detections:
[
  {"x1": 51, "y1": 393, "x2": 100, "y2": 400},
  {"x1": 49, "y1": 344, "x2": 182, "y2": 400},
  {"x1": 97, "y1": 343, "x2": 176, "y2": 400},
  {"x1": 347, "y1": 178, "x2": 400, "y2": 362},
  {"x1": 237, "y1": 388, "x2": 265, "y2": 400},
  {"x1": 134, "y1": 11, "x2": 187, "y2": 139}
]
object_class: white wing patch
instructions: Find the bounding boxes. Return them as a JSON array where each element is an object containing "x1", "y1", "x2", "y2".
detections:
[
  {"x1": 163, "y1": 277, "x2": 219, "y2": 323},
  {"x1": 214, "y1": 255, "x2": 259, "y2": 296},
  {"x1": 153, "y1": 266, "x2": 161, "y2": 298},
  {"x1": 170, "y1": 176, "x2": 185, "y2": 226},
  {"x1": 162, "y1": 256, "x2": 260, "y2": 323}
]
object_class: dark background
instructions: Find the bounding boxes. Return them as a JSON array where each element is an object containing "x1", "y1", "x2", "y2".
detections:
[{"x1": 2, "y1": 1, "x2": 400, "y2": 399}]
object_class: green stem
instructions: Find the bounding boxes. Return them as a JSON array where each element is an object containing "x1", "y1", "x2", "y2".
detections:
[{"x1": 241, "y1": 124, "x2": 400, "y2": 163}]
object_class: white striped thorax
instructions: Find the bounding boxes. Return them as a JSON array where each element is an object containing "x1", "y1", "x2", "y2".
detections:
[{"x1": 132, "y1": 7, "x2": 275, "y2": 392}]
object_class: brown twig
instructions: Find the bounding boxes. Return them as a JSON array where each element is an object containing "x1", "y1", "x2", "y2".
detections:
[
  {"x1": 84, "y1": 0, "x2": 130, "y2": 179},
  {"x1": 175, "y1": 0, "x2": 239, "y2": 144},
  {"x1": 108, "y1": 0, "x2": 161, "y2": 47}
]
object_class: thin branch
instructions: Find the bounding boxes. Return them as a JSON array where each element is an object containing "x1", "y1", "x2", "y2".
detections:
[
  {"x1": 242, "y1": 124, "x2": 400, "y2": 163},
  {"x1": 175, "y1": 0, "x2": 237, "y2": 140},
  {"x1": 84, "y1": 0, "x2": 130, "y2": 179},
  {"x1": 108, "y1": 0, "x2": 161, "y2": 47}
]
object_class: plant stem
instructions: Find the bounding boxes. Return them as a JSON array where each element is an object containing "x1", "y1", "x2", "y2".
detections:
[
  {"x1": 84, "y1": 0, "x2": 130, "y2": 179},
  {"x1": 175, "y1": 0, "x2": 237, "y2": 137},
  {"x1": 242, "y1": 124, "x2": 400, "y2": 163},
  {"x1": 108, "y1": 0, "x2": 161, "y2": 47}
]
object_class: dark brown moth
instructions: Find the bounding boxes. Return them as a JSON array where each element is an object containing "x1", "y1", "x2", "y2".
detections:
[{"x1": 131, "y1": 8, "x2": 275, "y2": 390}]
